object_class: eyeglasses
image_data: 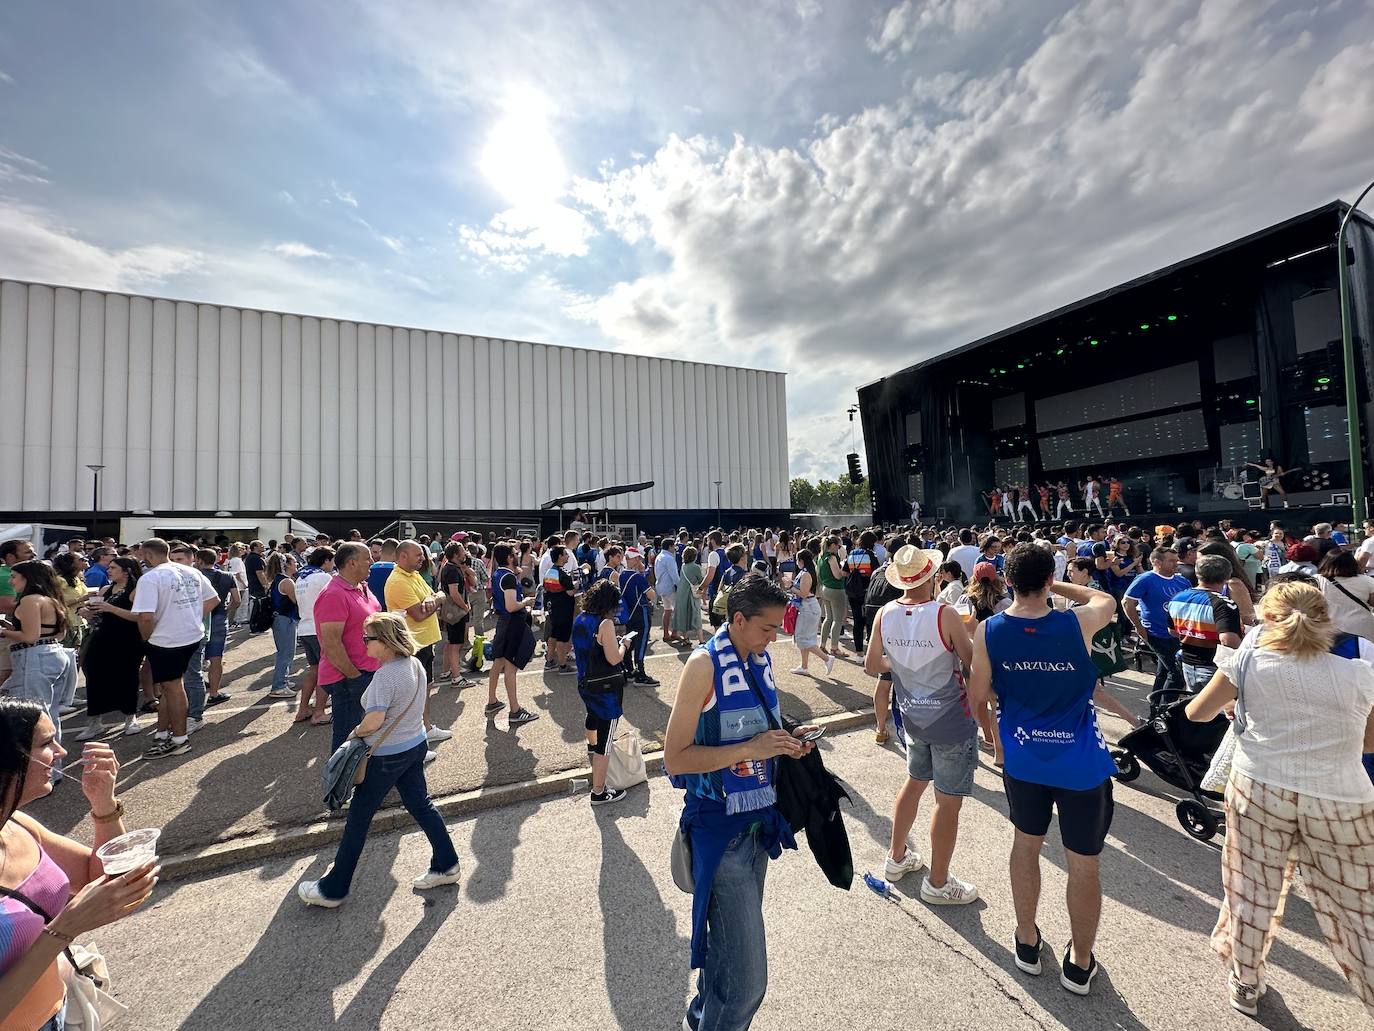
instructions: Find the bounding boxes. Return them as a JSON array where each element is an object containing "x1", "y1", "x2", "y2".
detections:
[{"x1": 362, "y1": 635, "x2": 380, "y2": 643}]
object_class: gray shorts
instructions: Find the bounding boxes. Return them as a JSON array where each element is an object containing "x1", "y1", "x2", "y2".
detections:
[{"x1": 905, "y1": 735, "x2": 979, "y2": 796}]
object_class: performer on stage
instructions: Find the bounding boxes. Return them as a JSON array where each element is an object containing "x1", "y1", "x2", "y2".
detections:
[
  {"x1": 1000, "y1": 485, "x2": 1013, "y2": 519},
  {"x1": 1245, "y1": 458, "x2": 1295, "y2": 509},
  {"x1": 909, "y1": 497, "x2": 922, "y2": 524},
  {"x1": 1014, "y1": 484, "x2": 1037, "y2": 522},
  {"x1": 1081, "y1": 473, "x2": 1106, "y2": 518},
  {"x1": 1106, "y1": 475, "x2": 1129, "y2": 517},
  {"x1": 985, "y1": 488, "x2": 1003, "y2": 518},
  {"x1": 1037, "y1": 483, "x2": 1052, "y2": 520},
  {"x1": 1055, "y1": 480, "x2": 1074, "y2": 519}
]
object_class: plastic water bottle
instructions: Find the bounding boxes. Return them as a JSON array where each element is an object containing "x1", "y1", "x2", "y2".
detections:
[
  {"x1": 863, "y1": 872, "x2": 892, "y2": 899},
  {"x1": 570, "y1": 778, "x2": 590, "y2": 794}
]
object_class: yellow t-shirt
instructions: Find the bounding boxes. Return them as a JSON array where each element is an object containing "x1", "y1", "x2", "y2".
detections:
[{"x1": 385, "y1": 567, "x2": 441, "y2": 647}]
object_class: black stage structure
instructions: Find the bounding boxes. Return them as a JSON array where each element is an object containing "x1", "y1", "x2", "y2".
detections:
[{"x1": 858, "y1": 202, "x2": 1374, "y2": 529}]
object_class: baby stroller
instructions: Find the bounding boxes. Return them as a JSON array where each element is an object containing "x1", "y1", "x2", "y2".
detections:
[{"x1": 1110, "y1": 695, "x2": 1229, "y2": 841}]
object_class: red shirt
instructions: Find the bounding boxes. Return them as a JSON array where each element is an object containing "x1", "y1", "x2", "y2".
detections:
[{"x1": 312, "y1": 575, "x2": 381, "y2": 686}]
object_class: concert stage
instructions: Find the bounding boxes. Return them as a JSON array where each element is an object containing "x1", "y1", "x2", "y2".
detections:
[{"x1": 859, "y1": 202, "x2": 1374, "y2": 529}]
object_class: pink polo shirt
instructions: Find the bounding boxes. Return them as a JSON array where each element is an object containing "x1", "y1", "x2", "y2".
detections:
[{"x1": 312, "y1": 575, "x2": 382, "y2": 686}]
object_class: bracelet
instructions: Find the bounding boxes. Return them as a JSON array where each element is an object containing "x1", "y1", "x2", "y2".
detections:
[
  {"x1": 91, "y1": 800, "x2": 124, "y2": 823},
  {"x1": 42, "y1": 925, "x2": 76, "y2": 945}
]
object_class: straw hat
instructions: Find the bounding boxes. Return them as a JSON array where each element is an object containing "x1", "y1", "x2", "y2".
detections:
[{"x1": 884, "y1": 545, "x2": 944, "y2": 590}]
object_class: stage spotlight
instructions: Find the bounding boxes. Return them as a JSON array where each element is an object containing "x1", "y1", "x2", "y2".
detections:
[
  {"x1": 1167, "y1": 314, "x2": 1178, "y2": 321},
  {"x1": 1317, "y1": 376, "x2": 1331, "y2": 385},
  {"x1": 1139, "y1": 323, "x2": 1151, "y2": 330},
  {"x1": 1089, "y1": 339, "x2": 1099, "y2": 346}
]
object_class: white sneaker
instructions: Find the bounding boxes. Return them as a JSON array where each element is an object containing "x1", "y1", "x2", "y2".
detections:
[
  {"x1": 186, "y1": 718, "x2": 205, "y2": 735},
  {"x1": 789, "y1": 666, "x2": 808, "y2": 675},
  {"x1": 824, "y1": 655, "x2": 836, "y2": 675},
  {"x1": 121, "y1": 717, "x2": 141, "y2": 736},
  {"x1": 412, "y1": 861, "x2": 461, "y2": 890},
  {"x1": 151, "y1": 728, "x2": 170, "y2": 740},
  {"x1": 424, "y1": 750, "x2": 437, "y2": 764},
  {"x1": 425, "y1": 727, "x2": 453, "y2": 743},
  {"x1": 883, "y1": 846, "x2": 925, "y2": 880},
  {"x1": 297, "y1": 880, "x2": 343, "y2": 908},
  {"x1": 75, "y1": 720, "x2": 106, "y2": 742},
  {"x1": 920, "y1": 874, "x2": 979, "y2": 906}
]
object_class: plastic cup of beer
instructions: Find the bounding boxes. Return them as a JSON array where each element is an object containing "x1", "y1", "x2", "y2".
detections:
[{"x1": 96, "y1": 828, "x2": 161, "y2": 876}]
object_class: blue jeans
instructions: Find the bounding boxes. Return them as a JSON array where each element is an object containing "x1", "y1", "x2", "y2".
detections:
[
  {"x1": 1180, "y1": 660, "x2": 1215, "y2": 695},
  {"x1": 1145, "y1": 635, "x2": 1184, "y2": 713},
  {"x1": 622, "y1": 607, "x2": 651, "y2": 676},
  {"x1": 38, "y1": 1002, "x2": 64, "y2": 1030},
  {"x1": 687, "y1": 828, "x2": 770, "y2": 1031},
  {"x1": 182, "y1": 638, "x2": 207, "y2": 721},
  {"x1": 325, "y1": 671, "x2": 372, "y2": 753},
  {"x1": 317, "y1": 742, "x2": 458, "y2": 899},
  {"x1": 11, "y1": 644, "x2": 73, "y2": 782},
  {"x1": 271, "y1": 614, "x2": 298, "y2": 692}
]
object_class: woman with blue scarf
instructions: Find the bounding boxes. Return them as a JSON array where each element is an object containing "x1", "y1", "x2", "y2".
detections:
[{"x1": 664, "y1": 572, "x2": 820, "y2": 1031}]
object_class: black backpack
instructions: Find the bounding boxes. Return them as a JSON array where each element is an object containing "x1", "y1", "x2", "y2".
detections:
[
  {"x1": 844, "y1": 549, "x2": 873, "y2": 600},
  {"x1": 862, "y1": 562, "x2": 902, "y2": 623}
]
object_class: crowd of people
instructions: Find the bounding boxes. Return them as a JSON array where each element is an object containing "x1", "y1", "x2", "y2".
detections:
[{"x1": 0, "y1": 506, "x2": 1371, "y2": 1029}]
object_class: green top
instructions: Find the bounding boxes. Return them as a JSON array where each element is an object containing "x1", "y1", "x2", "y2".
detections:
[
  {"x1": 817, "y1": 551, "x2": 845, "y2": 589},
  {"x1": 0, "y1": 564, "x2": 12, "y2": 600}
]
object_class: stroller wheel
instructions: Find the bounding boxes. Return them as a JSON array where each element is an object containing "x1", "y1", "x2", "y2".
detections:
[
  {"x1": 1110, "y1": 749, "x2": 1140, "y2": 783},
  {"x1": 1177, "y1": 798, "x2": 1219, "y2": 841}
]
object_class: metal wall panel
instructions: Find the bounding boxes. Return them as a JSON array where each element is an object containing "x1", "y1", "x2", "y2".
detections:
[
  {"x1": 0, "y1": 280, "x2": 788, "y2": 514},
  {"x1": 101, "y1": 294, "x2": 130, "y2": 511}
]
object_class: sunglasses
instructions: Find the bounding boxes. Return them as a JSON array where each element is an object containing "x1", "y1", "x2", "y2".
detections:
[{"x1": 363, "y1": 635, "x2": 380, "y2": 643}]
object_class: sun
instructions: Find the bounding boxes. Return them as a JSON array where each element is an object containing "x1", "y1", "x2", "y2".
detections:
[{"x1": 480, "y1": 90, "x2": 567, "y2": 209}]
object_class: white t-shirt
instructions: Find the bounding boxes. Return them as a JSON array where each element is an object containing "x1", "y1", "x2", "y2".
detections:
[
  {"x1": 295, "y1": 567, "x2": 334, "y2": 637},
  {"x1": 1217, "y1": 642, "x2": 1374, "y2": 803},
  {"x1": 537, "y1": 550, "x2": 555, "y2": 584},
  {"x1": 1357, "y1": 536, "x2": 1374, "y2": 568},
  {"x1": 224, "y1": 556, "x2": 247, "y2": 589},
  {"x1": 947, "y1": 545, "x2": 981, "y2": 579},
  {"x1": 132, "y1": 562, "x2": 218, "y2": 648}
]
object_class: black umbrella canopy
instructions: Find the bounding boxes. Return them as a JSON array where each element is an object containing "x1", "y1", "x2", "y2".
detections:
[{"x1": 540, "y1": 481, "x2": 655, "y2": 511}]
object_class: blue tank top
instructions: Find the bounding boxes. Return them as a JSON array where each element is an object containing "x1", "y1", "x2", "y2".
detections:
[
  {"x1": 491, "y1": 567, "x2": 522, "y2": 615},
  {"x1": 983, "y1": 608, "x2": 1116, "y2": 790},
  {"x1": 270, "y1": 575, "x2": 298, "y2": 620},
  {"x1": 571, "y1": 612, "x2": 602, "y2": 682}
]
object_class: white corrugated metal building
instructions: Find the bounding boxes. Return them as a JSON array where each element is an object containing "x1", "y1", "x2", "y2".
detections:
[{"x1": 0, "y1": 279, "x2": 789, "y2": 531}]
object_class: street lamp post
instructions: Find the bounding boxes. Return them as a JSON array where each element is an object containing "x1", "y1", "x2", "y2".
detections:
[
  {"x1": 713, "y1": 479, "x2": 723, "y2": 529},
  {"x1": 1338, "y1": 179, "x2": 1374, "y2": 526},
  {"x1": 85, "y1": 464, "x2": 105, "y2": 538}
]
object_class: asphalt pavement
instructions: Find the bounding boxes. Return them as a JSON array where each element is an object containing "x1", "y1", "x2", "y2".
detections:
[{"x1": 93, "y1": 727, "x2": 1368, "y2": 1030}]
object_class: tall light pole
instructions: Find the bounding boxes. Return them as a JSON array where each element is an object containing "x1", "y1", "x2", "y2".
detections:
[
  {"x1": 1338, "y1": 179, "x2": 1374, "y2": 525},
  {"x1": 713, "y1": 479, "x2": 723, "y2": 529},
  {"x1": 86, "y1": 464, "x2": 105, "y2": 537}
]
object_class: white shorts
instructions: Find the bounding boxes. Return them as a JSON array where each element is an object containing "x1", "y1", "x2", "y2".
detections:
[{"x1": 659, "y1": 594, "x2": 675, "y2": 611}]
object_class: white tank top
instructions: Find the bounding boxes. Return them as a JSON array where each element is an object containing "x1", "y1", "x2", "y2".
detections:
[{"x1": 881, "y1": 600, "x2": 975, "y2": 745}]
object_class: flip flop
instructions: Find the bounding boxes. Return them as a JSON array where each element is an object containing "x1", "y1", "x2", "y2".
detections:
[
  {"x1": 292, "y1": 712, "x2": 313, "y2": 723},
  {"x1": 309, "y1": 715, "x2": 331, "y2": 726}
]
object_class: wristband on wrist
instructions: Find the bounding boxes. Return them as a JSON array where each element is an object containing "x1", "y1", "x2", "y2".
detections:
[
  {"x1": 91, "y1": 799, "x2": 124, "y2": 823},
  {"x1": 42, "y1": 925, "x2": 76, "y2": 945}
]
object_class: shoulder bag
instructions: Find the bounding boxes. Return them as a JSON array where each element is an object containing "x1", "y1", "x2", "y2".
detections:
[
  {"x1": 1324, "y1": 575, "x2": 1374, "y2": 612},
  {"x1": 0, "y1": 885, "x2": 126, "y2": 1029},
  {"x1": 583, "y1": 621, "x2": 628, "y2": 693},
  {"x1": 321, "y1": 666, "x2": 424, "y2": 809},
  {"x1": 1200, "y1": 635, "x2": 1255, "y2": 792}
]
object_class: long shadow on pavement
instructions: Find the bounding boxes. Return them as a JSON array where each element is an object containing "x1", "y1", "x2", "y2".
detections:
[
  {"x1": 597, "y1": 790, "x2": 691, "y2": 1029},
  {"x1": 464, "y1": 717, "x2": 539, "y2": 904}
]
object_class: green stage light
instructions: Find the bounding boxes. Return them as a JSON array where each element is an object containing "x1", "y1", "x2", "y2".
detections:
[
  {"x1": 1166, "y1": 314, "x2": 1178, "y2": 321},
  {"x1": 998, "y1": 369, "x2": 1007, "y2": 375},
  {"x1": 1317, "y1": 376, "x2": 1332, "y2": 385},
  {"x1": 1090, "y1": 339, "x2": 1099, "y2": 346},
  {"x1": 1139, "y1": 323, "x2": 1150, "y2": 330},
  {"x1": 1056, "y1": 348, "x2": 1065, "y2": 355},
  {"x1": 1245, "y1": 399, "x2": 1256, "y2": 405},
  {"x1": 1016, "y1": 363, "x2": 1025, "y2": 369}
]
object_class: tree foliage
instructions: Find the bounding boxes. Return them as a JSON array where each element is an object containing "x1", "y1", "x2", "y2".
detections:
[{"x1": 791, "y1": 474, "x2": 867, "y2": 514}]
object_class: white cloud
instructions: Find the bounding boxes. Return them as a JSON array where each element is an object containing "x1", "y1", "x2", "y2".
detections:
[
  {"x1": 0, "y1": 200, "x2": 202, "y2": 290},
  {"x1": 277, "y1": 189, "x2": 295, "y2": 205},
  {"x1": 0, "y1": 147, "x2": 48, "y2": 185},
  {"x1": 269, "y1": 241, "x2": 329, "y2": 259},
  {"x1": 563, "y1": 0, "x2": 1373, "y2": 478},
  {"x1": 459, "y1": 203, "x2": 595, "y2": 271},
  {"x1": 331, "y1": 182, "x2": 358, "y2": 207},
  {"x1": 868, "y1": 0, "x2": 1006, "y2": 56},
  {"x1": 0, "y1": 70, "x2": 14, "y2": 85}
]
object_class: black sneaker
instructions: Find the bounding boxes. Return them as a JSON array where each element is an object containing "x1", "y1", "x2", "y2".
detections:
[
  {"x1": 1014, "y1": 927, "x2": 1043, "y2": 975},
  {"x1": 483, "y1": 701, "x2": 505, "y2": 716},
  {"x1": 1060, "y1": 945, "x2": 1098, "y2": 995},
  {"x1": 507, "y1": 708, "x2": 540, "y2": 726},
  {"x1": 632, "y1": 672, "x2": 661, "y2": 686},
  {"x1": 144, "y1": 738, "x2": 191, "y2": 760},
  {"x1": 590, "y1": 787, "x2": 627, "y2": 806}
]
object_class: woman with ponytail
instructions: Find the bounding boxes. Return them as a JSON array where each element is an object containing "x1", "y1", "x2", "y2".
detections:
[{"x1": 1186, "y1": 581, "x2": 1374, "y2": 1017}]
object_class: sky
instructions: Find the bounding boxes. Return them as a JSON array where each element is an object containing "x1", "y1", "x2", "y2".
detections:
[{"x1": 2, "y1": 0, "x2": 1373, "y2": 484}]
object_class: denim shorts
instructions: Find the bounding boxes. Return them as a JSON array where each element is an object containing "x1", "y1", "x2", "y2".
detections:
[
  {"x1": 905, "y1": 735, "x2": 979, "y2": 796},
  {"x1": 299, "y1": 634, "x2": 321, "y2": 666},
  {"x1": 205, "y1": 613, "x2": 228, "y2": 659}
]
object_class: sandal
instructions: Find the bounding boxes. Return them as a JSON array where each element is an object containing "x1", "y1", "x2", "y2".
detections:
[
  {"x1": 292, "y1": 712, "x2": 313, "y2": 723},
  {"x1": 875, "y1": 730, "x2": 890, "y2": 744},
  {"x1": 206, "y1": 693, "x2": 231, "y2": 707},
  {"x1": 309, "y1": 715, "x2": 331, "y2": 726}
]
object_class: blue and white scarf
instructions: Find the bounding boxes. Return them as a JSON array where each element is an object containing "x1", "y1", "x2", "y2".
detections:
[{"x1": 705, "y1": 624, "x2": 782, "y2": 814}]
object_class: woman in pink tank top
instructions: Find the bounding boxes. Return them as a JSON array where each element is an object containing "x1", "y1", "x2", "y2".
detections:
[{"x1": 0, "y1": 699, "x2": 158, "y2": 1030}]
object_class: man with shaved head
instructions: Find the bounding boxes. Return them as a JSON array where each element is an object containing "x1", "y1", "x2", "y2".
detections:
[{"x1": 386, "y1": 539, "x2": 452, "y2": 751}]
